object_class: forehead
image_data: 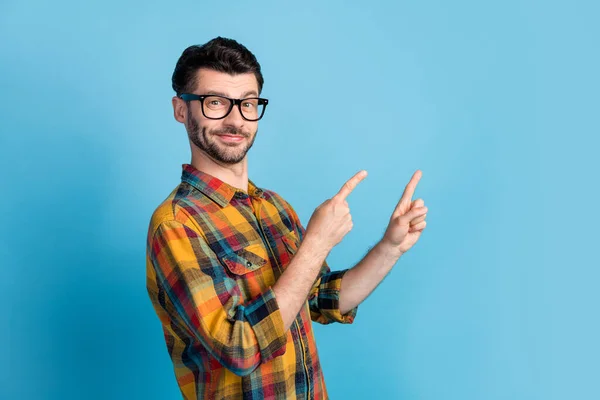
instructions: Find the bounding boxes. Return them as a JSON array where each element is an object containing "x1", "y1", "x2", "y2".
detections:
[{"x1": 193, "y1": 69, "x2": 259, "y2": 97}]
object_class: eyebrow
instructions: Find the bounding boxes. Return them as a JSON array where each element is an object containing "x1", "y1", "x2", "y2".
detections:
[{"x1": 205, "y1": 90, "x2": 259, "y2": 98}]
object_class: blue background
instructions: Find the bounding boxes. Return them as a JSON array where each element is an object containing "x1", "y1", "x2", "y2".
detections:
[{"x1": 1, "y1": 1, "x2": 599, "y2": 399}]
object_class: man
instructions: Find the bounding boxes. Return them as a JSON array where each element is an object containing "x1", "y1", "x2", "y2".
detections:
[{"x1": 146, "y1": 37, "x2": 428, "y2": 400}]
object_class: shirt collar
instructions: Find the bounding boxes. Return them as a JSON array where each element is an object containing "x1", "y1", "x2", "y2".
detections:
[{"x1": 181, "y1": 164, "x2": 264, "y2": 207}]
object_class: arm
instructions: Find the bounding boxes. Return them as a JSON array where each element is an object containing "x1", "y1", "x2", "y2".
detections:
[
  {"x1": 272, "y1": 234, "x2": 331, "y2": 331},
  {"x1": 272, "y1": 169, "x2": 368, "y2": 330},
  {"x1": 338, "y1": 240, "x2": 403, "y2": 315},
  {"x1": 147, "y1": 219, "x2": 288, "y2": 377},
  {"x1": 339, "y1": 169, "x2": 429, "y2": 314},
  {"x1": 287, "y1": 204, "x2": 358, "y2": 325}
]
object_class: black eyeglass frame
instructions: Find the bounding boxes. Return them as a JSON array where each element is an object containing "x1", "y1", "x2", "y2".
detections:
[{"x1": 179, "y1": 93, "x2": 269, "y2": 121}]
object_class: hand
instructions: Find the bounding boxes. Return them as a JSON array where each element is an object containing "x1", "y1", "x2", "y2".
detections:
[
  {"x1": 382, "y1": 170, "x2": 428, "y2": 255},
  {"x1": 304, "y1": 170, "x2": 368, "y2": 253}
]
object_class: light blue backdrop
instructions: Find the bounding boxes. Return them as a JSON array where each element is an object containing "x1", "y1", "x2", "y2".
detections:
[{"x1": 1, "y1": 1, "x2": 598, "y2": 399}]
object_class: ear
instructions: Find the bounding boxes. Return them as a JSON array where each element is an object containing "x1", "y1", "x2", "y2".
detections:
[{"x1": 172, "y1": 96, "x2": 187, "y2": 124}]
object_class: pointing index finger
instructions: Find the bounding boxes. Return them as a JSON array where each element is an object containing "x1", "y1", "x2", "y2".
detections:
[
  {"x1": 335, "y1": 170, "x2": 368, "y2": 200},
  {"x1": 399, "y1": 170, "x2": 422, "y2": 204}
]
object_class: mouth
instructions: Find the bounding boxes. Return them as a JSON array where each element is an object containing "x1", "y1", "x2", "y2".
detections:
[{"x1": 216, "y1": 134, "x2": 246, "y2": 143}]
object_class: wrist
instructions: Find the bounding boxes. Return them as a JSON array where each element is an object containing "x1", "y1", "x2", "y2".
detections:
[
  {"x1": 377, "y1": 238, "x2": 404, "y2": 259},
  {"x1": 300, "y1": 232, "x2": 331, "y2": 259}
]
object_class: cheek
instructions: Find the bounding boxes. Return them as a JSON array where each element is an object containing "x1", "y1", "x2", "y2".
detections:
[
  {"x1": 249, "y1": 123, "x2": 259, "y2": 135},
  {"x1": 197, "y1": 119, "x2": 219, "y2": 135}
]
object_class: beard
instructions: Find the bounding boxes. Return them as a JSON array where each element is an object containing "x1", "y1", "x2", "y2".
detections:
[{"x1": 187, "y1": 111, "x2": 257, "y2": 164}]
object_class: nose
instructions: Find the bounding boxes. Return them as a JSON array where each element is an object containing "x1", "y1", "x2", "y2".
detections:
[{"x1": 222, "y1": 102, "x2": 245, "y2": 128}]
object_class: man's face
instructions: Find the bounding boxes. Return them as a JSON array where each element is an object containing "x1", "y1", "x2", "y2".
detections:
[{"x1": 184, "y1": 69, "x2": 260, "y2": 164}]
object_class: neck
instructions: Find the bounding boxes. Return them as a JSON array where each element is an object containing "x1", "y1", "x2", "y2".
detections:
[{"x1": 190, "y1": 148, "x2": 249, "y2": 192}]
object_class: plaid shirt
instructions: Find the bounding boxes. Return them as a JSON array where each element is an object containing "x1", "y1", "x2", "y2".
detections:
[{"x1": 146, "y1": 164, "x2": 358, "y2": 400}]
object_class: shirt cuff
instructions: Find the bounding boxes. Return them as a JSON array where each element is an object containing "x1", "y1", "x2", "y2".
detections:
[
  {"x1": 243, "y1": 287, "x2": 287, "y2": 362},
  {"x1": 313, "y1": 269, "x2": 358, "y2": 324}
]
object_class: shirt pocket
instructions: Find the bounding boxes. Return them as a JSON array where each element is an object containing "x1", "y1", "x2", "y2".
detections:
[{"x1": 221, "y1": 243, "x2": 269, "y2": 275}]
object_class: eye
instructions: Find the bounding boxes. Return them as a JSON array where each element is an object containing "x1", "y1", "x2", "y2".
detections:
[{"x1": 242, "y1": 99, "x2": 258, "y2": 108}]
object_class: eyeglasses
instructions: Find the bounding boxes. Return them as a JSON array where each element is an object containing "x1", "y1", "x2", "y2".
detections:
[{"x1": 179, "y1": 93, "x2": 269, "y2": 121}]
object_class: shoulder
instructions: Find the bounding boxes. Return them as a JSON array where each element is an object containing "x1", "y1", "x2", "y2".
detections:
[{"x1": 147, "y1": 182, "x2": 208, "y2": 238}]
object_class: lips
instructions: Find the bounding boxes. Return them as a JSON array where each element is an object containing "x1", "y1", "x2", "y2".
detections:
[{"x1": 217, "y1": 134, "x2": 245, "y2": 143}]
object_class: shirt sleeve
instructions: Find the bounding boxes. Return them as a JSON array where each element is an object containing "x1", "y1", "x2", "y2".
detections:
[
  {"x1": 287, "y1": 205, "x2": 359, "y2": 325},
  {"x1": 147, "y1": 219, "x2": 287, "y2": 377}
]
